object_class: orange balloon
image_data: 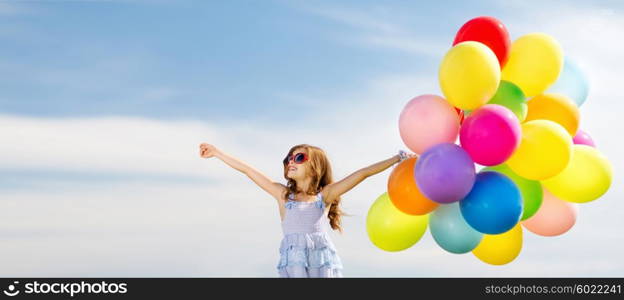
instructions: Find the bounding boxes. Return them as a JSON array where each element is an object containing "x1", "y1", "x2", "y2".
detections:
[
  {"x1": 387, "y1": 157, "x2": 438, "y2": 215},
  {"x1": 525, "y1": 93, "x2": 580, "y2": 136}
]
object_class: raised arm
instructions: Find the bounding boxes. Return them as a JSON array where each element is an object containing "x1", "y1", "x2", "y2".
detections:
[
  {"x1": 323, "y1": 152, "x2": 412, "y2": 204},
  {"x1": 199, "y1": 143, "x2": 286, "y2": 201}
]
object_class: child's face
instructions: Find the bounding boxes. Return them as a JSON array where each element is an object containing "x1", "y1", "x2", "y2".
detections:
[{"x1": 285, "y1": 148, "x2": 308, "y2": 180}]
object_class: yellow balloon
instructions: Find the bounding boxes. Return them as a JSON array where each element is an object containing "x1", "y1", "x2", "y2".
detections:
[
  {"x1": 502, "y1": 33, "x2": 563, "y2": 97},
  {"x1": 507, "y1": 120, "x2": 572, "y2": 180},
  {"x1": 472, "y1": 224, "x2": 523, "y2": 265},
  {"x1": 525, "y1": 93, "x2": 580, "y2": 136},
  {"x1": 439, "y1": 41, "x2": 500, "y2": 110},
  {"x1": 542, "y1": 145, "x2": 612, "y2": 203},
  {"x1": 366, "y1": 192, "x2": 429, "y2": 252}
]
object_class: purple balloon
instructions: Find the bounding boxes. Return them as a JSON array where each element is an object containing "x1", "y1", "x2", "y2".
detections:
[{"x1": 415, "y1": 143, "x2": 476, "y2": 204}]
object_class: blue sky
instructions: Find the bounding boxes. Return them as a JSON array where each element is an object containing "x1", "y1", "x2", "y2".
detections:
[
  {"x1": 2, "y1": 0, "x2": 621, "y2": 122},
  {"x1": 0, "y1": 0, "x2": 586, "y2": 121},
  {"x1": 0, "y1": 0, "x2": 623, "y2": 277}
]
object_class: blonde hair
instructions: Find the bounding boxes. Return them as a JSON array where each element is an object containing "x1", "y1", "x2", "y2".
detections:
[{"x1": 282, "y1": 144, "x2": 345, "y2": 232}]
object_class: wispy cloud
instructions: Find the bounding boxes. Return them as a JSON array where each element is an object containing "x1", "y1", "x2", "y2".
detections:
[
  {"x1": 290, "y1": 3, "x2": 447, "y2": 57},
  {"x1": 0, "y1": 70, "x2": 426, "y2": 178}
]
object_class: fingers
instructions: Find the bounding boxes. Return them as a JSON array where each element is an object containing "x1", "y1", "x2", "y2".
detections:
[
  {"x1": 199, "y1": 143, "x2": 216, "y2": 158},
  {"x1": 199, "y1": 143, "x2": 209, "y2": 157}
]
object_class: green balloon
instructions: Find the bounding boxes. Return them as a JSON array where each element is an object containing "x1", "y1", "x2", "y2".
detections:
[
  {"x1": 366, "y1": 192, "x2": 429, "y2": 252},
  {"x1": 487, "y1": 80, "x2": 527, "y2": 121},
  {"x1": 482, "y1": 164, "x2": 543, "y2": 220}
]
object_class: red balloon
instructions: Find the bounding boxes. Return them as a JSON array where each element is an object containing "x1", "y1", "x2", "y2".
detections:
[
  {"x1": 454, "y1": 107, "x2": 465, "y2": 125},
  {"x1": 453, "y1": 16, "x2": 511, "y2": 68}
]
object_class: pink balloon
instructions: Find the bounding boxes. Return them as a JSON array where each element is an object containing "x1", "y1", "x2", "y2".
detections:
[
  {"x1": 573, "y1": 129, "x2": 596, "y2": 147},
  {"x1": 459, "y1": 104, "x2": 521, "y2": 166},
  {"x1": 522, "y1": 188, "x2": 578, "y2": 237},
  {"x1": 399, "y1": 95, "x2": 460, "y2": 154}
]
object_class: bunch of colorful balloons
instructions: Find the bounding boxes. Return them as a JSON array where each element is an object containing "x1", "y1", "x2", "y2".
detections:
[{"x1": 366, "y1": 16, "x2": 613, "y2": 265}]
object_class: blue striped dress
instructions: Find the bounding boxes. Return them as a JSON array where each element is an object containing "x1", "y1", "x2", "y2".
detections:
[{"x1": 277, "y1": 192, "x2": 343, "y2": 278}]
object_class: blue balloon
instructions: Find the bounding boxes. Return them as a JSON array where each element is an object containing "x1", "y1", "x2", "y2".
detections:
[
  {"x1": 430, "y1": 203, "x2": 483, "y2": 254},
  {"x1": 459, "y1": 171, "x2": 522, "y2": 234},
  {"x1": 547, "y1": 57, "x2": 589, "y2": 107}
]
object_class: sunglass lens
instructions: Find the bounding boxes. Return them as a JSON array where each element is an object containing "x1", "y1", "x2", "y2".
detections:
[{"x1": 294, "y1": 153, "x2": 305, "y2": 163}]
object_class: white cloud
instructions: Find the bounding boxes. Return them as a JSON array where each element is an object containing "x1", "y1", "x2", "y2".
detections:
[{"x1": 0, "y1": 114, "x2": 215, "y2": 178}]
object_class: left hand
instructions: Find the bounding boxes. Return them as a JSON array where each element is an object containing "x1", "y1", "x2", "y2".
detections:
[{"x1": 397, "y1": 150, "x2": 418, "y2": 163}]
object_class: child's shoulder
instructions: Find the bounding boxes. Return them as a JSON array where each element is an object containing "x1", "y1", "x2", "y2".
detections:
[
  {"x1": 319, "y1": 187, "x2": 332, "y2": 207},
  {"x1": 273, "y1": 183, "x2": 290, "y2": 202}
]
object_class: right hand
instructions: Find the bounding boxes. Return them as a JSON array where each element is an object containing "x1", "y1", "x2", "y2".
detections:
[{"x1": 199, "y1": 143, "x2": 218, "y2": 158}]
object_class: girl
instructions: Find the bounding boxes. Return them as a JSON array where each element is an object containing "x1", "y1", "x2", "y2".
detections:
[{"x1": 198, "y1": 143, "x2": 412, "y2": 278}]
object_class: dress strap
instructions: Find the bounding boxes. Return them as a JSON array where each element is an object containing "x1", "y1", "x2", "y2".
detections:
[
  {"x1": 284, "y1": 193, "x2": 294, "y2": 210},
  {"x1": 316, "y1": 192, "x2": 325, "y2": 210}
]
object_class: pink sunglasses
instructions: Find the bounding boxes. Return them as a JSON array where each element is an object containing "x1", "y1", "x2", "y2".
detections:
[{"x1": 283, "y1": 152, "x2": 309, "y2": 165}]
